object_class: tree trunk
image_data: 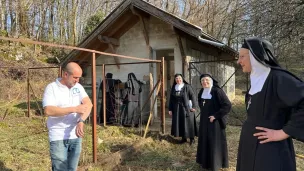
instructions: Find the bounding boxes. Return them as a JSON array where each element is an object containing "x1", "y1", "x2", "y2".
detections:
[
  {"x1": 72, "y1": 0, "x2": 79, "y2": 45},
  {"x1": 49, "y1": 0, "x2": 55, "y2": 42},
  {"x1": 65, "y1": 0, "x2": 70, "y2": 44},
  {"x1": 18, "y1": 0, "x2": 30, "y2": 37},
  {"x1": 0, "y1": 0, "x2": 5, "y2": 30}
]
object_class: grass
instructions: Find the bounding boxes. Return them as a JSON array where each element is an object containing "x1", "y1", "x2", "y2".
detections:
[{"x1": 1, "y1": 91, "x2": 304, "y2": 171}]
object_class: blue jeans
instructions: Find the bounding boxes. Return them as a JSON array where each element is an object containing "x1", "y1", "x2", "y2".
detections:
[{"x1": 49, "y1": 138, "x2": 82, "y2": 171}]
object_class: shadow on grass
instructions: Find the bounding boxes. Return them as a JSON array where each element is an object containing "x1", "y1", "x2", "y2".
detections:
[
  {"x1": 101, "y1": 125, "x2": 187, "y2": 145},
  {"x1": 115, "y1": 150, "x2": 200, "y2": 171},
  {"x1": 0, "y1": 161, "x2": 12, "y2": 171},
  {"x1": 0, "y1": 131, "x2": 46, "y2": 144},
  {"x1": 14, "y1": 101, "x2": 43, "y2": 116},
  {"x1": 14, "y1": 101, "x2": 42, "y2": 110},
  {"x1": 110, "y1": 144, "x2": 129, "y2": 153}
]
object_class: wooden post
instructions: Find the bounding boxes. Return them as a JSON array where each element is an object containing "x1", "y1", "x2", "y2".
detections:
[
  {"x1": 144, "y1": 82, "x2": 162, "y2": 138},
  {"x1": 161, "y1": 57, "x2": 165, "y2": 134},
  {"x1": 91, "y1": 53, "x2": 97, "y2": 163},
  {"x1": 140, "y1": 79, "x2": 160, "y2": 113},
  {"x1": 58, "y1": 65, "x2": 62, "y2": 77}
]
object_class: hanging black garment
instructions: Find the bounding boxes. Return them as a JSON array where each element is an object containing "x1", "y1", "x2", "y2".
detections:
[
  {"x1": 121, "y1": 73, "x2": 142, "y2": 126},
  {"x1": 196, "y1": 87, "x2": 231, "y2": 171},
  {"x1": 236, "y1": 69, "x2": 304, "y2": 171},
  {"x1": 169, "y1": 84, "x2": 198, "y2": 139},
  {"x1": 99, "y1": 73, "x2": 121, "y2": 124}
]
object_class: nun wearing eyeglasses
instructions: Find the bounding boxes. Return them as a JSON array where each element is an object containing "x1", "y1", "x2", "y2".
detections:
[
  {"x1": 168, "y1": 73, "x2": 198, "y2": 145},
  {"x1": 236, "y1": 37, "x2": 304, "y2": 171},
  {"x1": 196, "y1": 74, "x2": 231, "y2": 171}
]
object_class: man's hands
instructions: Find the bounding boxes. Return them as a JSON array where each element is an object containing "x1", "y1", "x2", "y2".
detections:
[
  {"x1": 75, "y1": 104, "x2": 88, "y2": 115},
  {"x1": 75, "y1": 97, "x2": 93, "y2": 138},
  {"x1": 76, "y1": 122, "x2": 84, "y2": 138},
  {"x1": 74, "y1": 105, "x2": 88, "y2": 138}
]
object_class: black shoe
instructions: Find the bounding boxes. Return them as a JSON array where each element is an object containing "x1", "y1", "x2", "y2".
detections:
[
  {"x1": 190, "y1": 139, "x2": 195, "y2": 145},
  {"x1": 179, "y1": 138, "x2": 187, "y2": 144}
]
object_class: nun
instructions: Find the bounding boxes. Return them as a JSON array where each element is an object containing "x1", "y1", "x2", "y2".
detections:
[
  {"x1": 236, "y1": 37, "x2": 304, "y2": 171},
  {"x1": 168, "y1": 73, "x2": 198, "y2": 145},
  {"x1": 196, "y1": 74, "x2": 231, "y2": 171}
]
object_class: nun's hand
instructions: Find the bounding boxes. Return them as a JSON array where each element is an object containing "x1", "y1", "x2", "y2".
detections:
[
  {"x1": 169, "y1": 111, "x2": 172, "y2": 116},
  {"x1": 190, "y1": 108, "x2": 196, "y2": 112},
  {"x1": 253, "y1": 127, "x2": 289, "y2": 144},
  {"x1": 209, "y1": 116, "x2": 215, "y2": 123}
]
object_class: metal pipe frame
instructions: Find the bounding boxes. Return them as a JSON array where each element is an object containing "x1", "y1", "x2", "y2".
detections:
[
  {"x1": 189, "y1": 59, "x2": 236, "y2": 64},
  {"x1": 26, "y1": 66, "x2": 60, "y2": 118},
  {"x1": 0, "y1": 36, "x2": 166, "y2": 164},
  {"x1": 27, "y1": 68, "x2": 30, "y2": 117},
  {"x1": 188, "y1": 59, "x2": 238, "y2": 86},
  {"x1": 103, "y1": 61, "x2": 160, "y2": 66},
  {"x1": 0, "y1": 36, "x2": 161, "y2": 62},
  {"x1": 91, "y1": 53, "x2": 97, "y2": 163},
  {"x1": 0, "y1": 66, "x2": 58, "y2": 69}
]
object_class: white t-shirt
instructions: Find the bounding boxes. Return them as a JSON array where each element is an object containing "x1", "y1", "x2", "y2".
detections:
[{"x1": 42, "y1": 78, "x2": 88, "y2": 142}]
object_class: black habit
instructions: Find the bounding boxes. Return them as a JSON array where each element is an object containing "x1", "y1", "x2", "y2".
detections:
[
  {"x1": 121, "y1": 73, "x2": 142, "y2": 126},
  {"x1": 169, "y1": 83, "x2": 198, "y2": 139},
  {"x1": 237, "y1": 69, "x2": 304, "y2": 171},
  {"x1": 237, "y1": 37, "x2": 304, "y2": 171},
  {"x1": 196, "y1": 86, "x2": 231, "y2": 171}
]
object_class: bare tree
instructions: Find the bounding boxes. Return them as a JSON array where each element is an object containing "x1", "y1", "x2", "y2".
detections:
[{"x1": 0, "y1": 0, "x2": 5, "y2": 31}]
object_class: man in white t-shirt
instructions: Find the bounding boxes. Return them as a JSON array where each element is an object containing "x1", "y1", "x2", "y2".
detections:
[{"x1": 43, "y1": 62, "x2": 92, "y2": 171}]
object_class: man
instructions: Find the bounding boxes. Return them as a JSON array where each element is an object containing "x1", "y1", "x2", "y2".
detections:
[{"x1": 43, "y1": 62, "x2": 92, "y2": 171}]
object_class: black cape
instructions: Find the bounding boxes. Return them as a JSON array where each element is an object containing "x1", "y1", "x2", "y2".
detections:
[
  {"x1": 169, "y1": 84, "x2": 198, "y2": 138},
  {"x1": 196, "y1": 86, "x2": 231, "y2": 171},
  {"x1": 236, "y1": 69, "x2": 304, "y2": 171}
]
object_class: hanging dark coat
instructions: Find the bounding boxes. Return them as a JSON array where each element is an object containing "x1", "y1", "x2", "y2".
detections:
[
  {"x1": 121, "y1": 73, "x2": 142, "y2": 126},
  {"x1": 196, "y1": 86, "x2": 231, "y2": 171},
  {"x1": 237, "y1": 37, "x2": 304, "y2": 171},
  {"x1": 169, "y1": 84, "x2": 198, "y2": 139},
  {"x1": 99, "y1": 73, "x2": 121, "y2": 124}
]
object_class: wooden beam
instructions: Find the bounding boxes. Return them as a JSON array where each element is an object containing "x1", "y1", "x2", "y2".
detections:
[
  {"x1": 72, "y1": 14, "x2": 138, "y2": 66},
  {"x1": 76, "y1": 39, "x2": 107, "y2": 65},
  {"x1": 103, "y1": 9, "x2": 135, "y2": 36},
  {"x1": 174, "y1": 28, "x2": 237, "y2": 59},
  {"x1": 73, "y1": 38, "x2": 104, "y2": 64},
  {"x1": 131, "y1": 5, "x2": 150, "y2": 46},
  {"x1": 112, "y1": 16, "x2": 139, "y2": 39},
  {"x1": 108, "y1": 44, "x2": 120, "y2": 69},
  {"x1": 98, "y1": 35, "x2": 120, "y2": 46},
  {"x1": 175, "y1": 30, "x2": 187, "y2": 76}
]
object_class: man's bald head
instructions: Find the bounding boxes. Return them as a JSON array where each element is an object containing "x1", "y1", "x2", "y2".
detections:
[
  {"x1": 64, "y1": 62, "x2": 82, "y2": 74},
  {"x1": 61, "y1": 62, "x2": 83, "y2": 88}
]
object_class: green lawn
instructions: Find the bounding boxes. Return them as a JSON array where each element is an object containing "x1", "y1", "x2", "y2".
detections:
[{"x1": 0, "y1": 98, "x2": 304, "y2": 171}]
